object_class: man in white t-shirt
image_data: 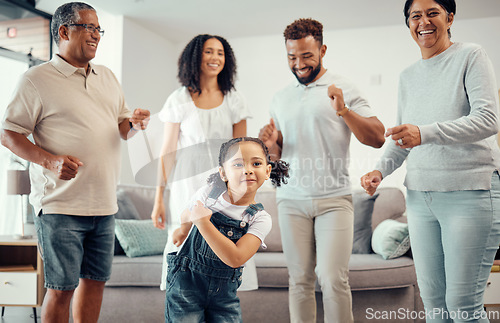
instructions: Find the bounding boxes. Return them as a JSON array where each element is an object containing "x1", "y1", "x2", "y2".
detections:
[
  {"x1": 0, "y1": 3, "x2": 149, "y2": 323},
  {"x1": 259, "y1": 18, "x2": 385, "y2": 323}
]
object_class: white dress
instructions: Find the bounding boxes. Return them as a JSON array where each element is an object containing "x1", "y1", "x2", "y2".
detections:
[{"x1": 158, "y1": 86, "x2": 255, "y2": 290}]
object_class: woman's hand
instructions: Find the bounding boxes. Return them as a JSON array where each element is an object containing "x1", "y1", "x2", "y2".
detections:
[
  {"x1": 360, "y1": 170, "x2": 383, "y2": 196},
  {"x1": 151, "y1": 198, "x2": 166, "y2": 229},
  {"x1": 386, "y1": 124, "x2": 421, "y2": 149}
]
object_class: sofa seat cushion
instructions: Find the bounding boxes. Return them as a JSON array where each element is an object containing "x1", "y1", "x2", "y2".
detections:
[
  {"x1": 348, "y1": 254, "x2": 416, "y2": 291},
  {"x1": 107, "y1": 255, "x2": 163, "y2": 287},
  {"x1": 253, "y1": 252, "x2": 288, "y2": 288}
]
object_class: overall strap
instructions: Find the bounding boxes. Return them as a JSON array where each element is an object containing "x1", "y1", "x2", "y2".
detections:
[
  {"x1": 245, "y1": 203, "x2": 264, "y2": 218},
  {"x1": 206, "y1": 184, "x2": 226, "y2": 205}
]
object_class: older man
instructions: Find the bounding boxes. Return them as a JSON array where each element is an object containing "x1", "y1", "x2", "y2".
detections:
[{"x1": 1, "y1": 2, "x2": 149, "y2": 322}]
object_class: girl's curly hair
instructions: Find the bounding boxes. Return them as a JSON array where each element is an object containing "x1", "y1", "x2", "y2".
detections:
[
  {"x1": 207, "y1": 137, "x2": 289, "y2": 191},
  {"x1": 178, "y1": 34, "x2": 237, "y2": 95}
]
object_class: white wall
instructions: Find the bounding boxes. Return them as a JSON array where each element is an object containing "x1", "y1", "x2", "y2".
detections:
[
  {"x1": 119, "y1": 17, "x2": 179, "y2": 185},
  {"x1": 228, "y1": 16, "x2": 500, "y2": 192}
]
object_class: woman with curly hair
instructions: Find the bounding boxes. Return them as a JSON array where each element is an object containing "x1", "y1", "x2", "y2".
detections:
[{"x1": 151, "y1": 34, "x2": 251, "y2": 290}]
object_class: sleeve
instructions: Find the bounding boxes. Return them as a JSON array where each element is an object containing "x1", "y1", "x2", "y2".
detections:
[
  {"x1": 247, "y1": 210, "x2": 272, "y2": 247},
  {"x1": 185, "y1": 184, "x2": 212, "y2": 210},
  {"x1": 158, "y1": 88, "x2": 187, "y2": 123},
  {"x1": 374, "y1": 79, "x2": 410, "y2": 178},
  {"x1": 109, "y1": 69, "x2": 132, "y2": 123},
  {"x1": 344, "y1": 79, "x2": 375, "y2": 118},
  {"x1": 419, "y1": 47, "x2": 499, "y2": 145},
  {"x1": 1, "y1": 75, "x2": 41, "y2": 136},
  {"x1": 228, "y1": 90, "x2": 252, "y2": 124}
]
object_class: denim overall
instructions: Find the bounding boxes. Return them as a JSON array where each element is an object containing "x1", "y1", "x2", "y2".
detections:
[{"x1": 165, "y1": 186, "x2": 264, "y2": 323}]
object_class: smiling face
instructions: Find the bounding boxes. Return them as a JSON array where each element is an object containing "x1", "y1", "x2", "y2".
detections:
[
  {"x1": 200, "y1": 37, "x2": 225, "y2": 78},
  {"x1": 408, "y1": 0, "x2": 454, "y2": 59},
  {"x1": 59, "y1": 9, "x2": 100, "y2": 69},
  {"x1": 286, "y1": 35, "x2": 326, "y2": 85},
  {"x1": 220, "y1": 141, "x2": 272, "y2": 199}
]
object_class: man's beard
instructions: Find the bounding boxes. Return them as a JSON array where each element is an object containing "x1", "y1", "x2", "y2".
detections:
[{"x1": 292, "y1": 62, "x2": 322, "y2": 85}]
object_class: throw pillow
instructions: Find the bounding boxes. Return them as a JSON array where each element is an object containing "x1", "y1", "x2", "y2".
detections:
[
  {"x1": 115, "y1": 219, "x2": 168, "y2": 258},
  {"x1": 114, "y1": 190, "x2": 142, "y2": 255},
  {"x1": 352, "y1": 191, "x2": 379, "y2": 254},
  {"x1": 371, "y1": 219, "x2": 411, "y2": 260}
]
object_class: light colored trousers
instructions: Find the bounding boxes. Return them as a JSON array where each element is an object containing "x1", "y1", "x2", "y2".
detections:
[
  {"x1": 277, "y1": 195, "x2": 354, "y2": 323},
  {"x1": 407, "y1": 172, "x2": 500, "y2": 323}
]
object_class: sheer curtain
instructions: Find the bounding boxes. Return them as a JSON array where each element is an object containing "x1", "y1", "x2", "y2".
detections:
[{"x1": 0, "y1": 55, "x2": 30, "y2": 235}]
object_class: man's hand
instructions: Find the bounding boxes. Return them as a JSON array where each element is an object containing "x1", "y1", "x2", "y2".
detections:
[
  {"x1": 130, "y1": 108, "x2": 151, "y2": 131},
  {"x1": 327, "y1": 84, "x2": 345, "y2": 113},
  {"x1": 360, "y1": 170, "x2": 383, "y2": 196},
  {"x1": 386, "y1": 124, "x2": 421, "y2": 149},
  {"x1": 258, "y1": 118, "x2": 278, "y2": 149},
  {"x1": 46, "y1": 155, "x2": 83, "y2": 180}
]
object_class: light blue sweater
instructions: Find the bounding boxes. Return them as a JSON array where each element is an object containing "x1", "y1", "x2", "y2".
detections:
[{"x1": 376, "y1": 42, "x2": 500, "y2": 191}]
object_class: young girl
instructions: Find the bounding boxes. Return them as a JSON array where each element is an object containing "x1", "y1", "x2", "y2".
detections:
[{"x1": 165, "y1": 137, "x2": 289, "y2": 322}]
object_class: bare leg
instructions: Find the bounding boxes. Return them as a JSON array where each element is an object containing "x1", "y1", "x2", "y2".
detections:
[
  {"x1": 72, "y1": 278, "x2": 105, "y2": 323},
  {"x1": 41, "y1": 288, "x2": 74, "y2": 323}
]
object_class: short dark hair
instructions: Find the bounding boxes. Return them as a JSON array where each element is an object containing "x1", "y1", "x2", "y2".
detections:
[
  {"x1": 177, "y1": 34, "x2": 237, "y2": 95},
  {"x1": 283, "y1": 18, "x2": 323, "y2": 45},
  {"x1": 404, "y1": 0, "x2": 455, "y2": 38},
  {"x1": 51, "y1": 2, "x2": 95, "y2": 46},
  {"x1": 207, "y1": 137, "x2": 289, "y2": 189}
]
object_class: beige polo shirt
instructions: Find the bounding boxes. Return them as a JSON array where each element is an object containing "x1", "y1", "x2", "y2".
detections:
[{"x1": 2, "y1": 55, "x2": 131, "y2": 216}]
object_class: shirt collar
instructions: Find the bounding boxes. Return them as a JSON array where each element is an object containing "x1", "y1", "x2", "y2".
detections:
[
  {"x1": 294, "y1": 69, "x2": 332, "y2": 88},
  {"x1": 50, "y1": 54, "x2": 98, "y2": 77}
]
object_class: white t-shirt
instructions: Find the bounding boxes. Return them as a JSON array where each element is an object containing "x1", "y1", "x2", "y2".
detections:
[
  {"x1": 179, "y1": 184, "x2": 273, "y2": 252},
  {"x1": 158, "y1": 87, "x2": 251, "y2": 224},
  {"x1": 270, "y1": 71, "x2": 375, "y2": 200}
]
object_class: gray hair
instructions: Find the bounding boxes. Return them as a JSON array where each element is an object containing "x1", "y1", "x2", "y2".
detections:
[{"x1": 51, "y1": 2, "x2": 95, "y2": 46}]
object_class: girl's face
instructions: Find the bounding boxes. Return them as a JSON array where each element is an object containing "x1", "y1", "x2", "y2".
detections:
[
  {"x1": 220, "y1": 141, "x2": 272, "y2": 195},
  {"x1": 408, "y1": 0, "x2": 454, "y2": 59},
  {"x1": 200, "y1": 38, "x2": 225, "y2": 77}
]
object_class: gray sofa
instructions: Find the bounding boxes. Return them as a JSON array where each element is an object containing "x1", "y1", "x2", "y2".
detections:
[{"x1": 100, "y1": 184, "x2": 423, "y2": 323}]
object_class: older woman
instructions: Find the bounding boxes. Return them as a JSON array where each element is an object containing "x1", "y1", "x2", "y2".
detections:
[{"x1": 361, "y1": 0, "x2": 500, "y2": 321}]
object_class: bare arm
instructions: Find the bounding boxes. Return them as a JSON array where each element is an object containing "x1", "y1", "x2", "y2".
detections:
[
  {"x1": 1, "y1": 129, "x2": 83, "y2": 180},
  {"x1": 341, "y1": 112, "x2": 385, "y2": 148},
  {"x1": 191, "y1": 201, "x2": 261, "y2": 268},
  {"x1": 151, "y1": 122, "x2": 180, "y2": 229},
  {"x1": 172, "y1": 221, "x2": 193, "y2": 247},
  {"x1": 328, "y1": 84, "x2": 385, "y2": 148},
  {"x1": 232, "y1": 119, "x2": 247, "y2": 138}
]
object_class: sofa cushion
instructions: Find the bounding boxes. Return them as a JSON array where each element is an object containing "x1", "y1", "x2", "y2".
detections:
[
  {"x1": 371, "y1": 187, "x2": 407, "y2": 229},
  {"x1": 352, "y1": 191, "x2": 379, "y2": 254},
  {"x1": 254, "y1": 252, "x2": 417, "y2": 290},
  {"x1": 115, "y1": 219, "x2": 168, "y2": 257},
  {"x1": 372, "y1": 219, "x2": 411, "y2": 260},
  {"x1": 256, "y1": 189, "x2": 282, "y2": 252},
  {"x1": 107, "y1": 255, "x2": 163, "y2": 287},
  {"x1": 348, "y1": 254, "x2": 416, "y2": 290},
  {"x1": 253, "y1": 252, "x2": 289, "y2": 288},
  {"x1": 114, "y1": 189, "x2": 142, "y2": 255}
]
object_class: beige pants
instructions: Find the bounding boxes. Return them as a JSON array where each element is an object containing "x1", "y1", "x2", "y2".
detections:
[{"x1": 278, "y1": 195, "x2": 354, "y2": 323}]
